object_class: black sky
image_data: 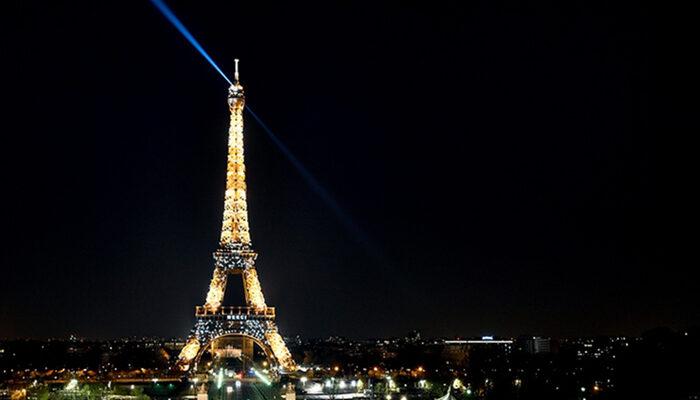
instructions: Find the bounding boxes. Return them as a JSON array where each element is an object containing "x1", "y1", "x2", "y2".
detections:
[{"x1": 4, "y1": 0, "x2": 688, "y2": 339}]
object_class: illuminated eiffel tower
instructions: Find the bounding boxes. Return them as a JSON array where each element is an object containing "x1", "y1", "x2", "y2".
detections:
[{"x1": 176, "y1": 60, "x2": 296, "y2": 375}]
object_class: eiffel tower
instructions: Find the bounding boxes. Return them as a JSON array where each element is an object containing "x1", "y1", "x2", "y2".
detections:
[{"x1": 176, "y1": 60, "x2": 296, "y2": 375}]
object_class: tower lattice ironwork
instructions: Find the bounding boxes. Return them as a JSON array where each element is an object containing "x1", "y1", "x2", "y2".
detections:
[{"x1": 176, "y1": 60, "x2": 296, "y2": 374}]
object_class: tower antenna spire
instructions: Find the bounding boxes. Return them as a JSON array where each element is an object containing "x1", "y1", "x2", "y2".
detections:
[{"x1": 234, "y1": 58, "x2": 240, "y2": 82}]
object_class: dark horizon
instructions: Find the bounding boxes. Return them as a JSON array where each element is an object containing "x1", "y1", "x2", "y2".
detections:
[{"x1": 4, "y1": 1, "x2": 689, "y2": 340}]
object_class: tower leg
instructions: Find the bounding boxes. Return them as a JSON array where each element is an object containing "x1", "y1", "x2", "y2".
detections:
[
  {"x1": 265, "y1": 329, "x2": 296, "y2": 372},
  {"x1": 176, "y1": 336, "x2": 202, "y2": 372}
]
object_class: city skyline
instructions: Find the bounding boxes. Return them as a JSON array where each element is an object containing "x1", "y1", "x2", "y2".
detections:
[{"x1": 3, "y1": 1, "x2": 683, "y2": 340}]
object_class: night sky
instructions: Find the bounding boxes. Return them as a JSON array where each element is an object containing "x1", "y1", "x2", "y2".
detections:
[{"x1": 5, "y1": 1, "x2": 687, "y2": 339}]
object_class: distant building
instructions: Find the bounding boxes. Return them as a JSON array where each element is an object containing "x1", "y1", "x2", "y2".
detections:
[
  {"x1": 522, "y1": 337, "x2": 551, "y2": 354},
  {"x1": 442, "y1": 337, "x2": 514, "y2": 369}
]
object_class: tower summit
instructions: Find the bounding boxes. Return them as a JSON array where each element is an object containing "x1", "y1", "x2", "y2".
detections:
[
  {"x1": 176, "y1": 61, "x2": 296, "y2": 376},
  {"x1": 221, "y1": 58, "x2": 250, "y2": 247}
]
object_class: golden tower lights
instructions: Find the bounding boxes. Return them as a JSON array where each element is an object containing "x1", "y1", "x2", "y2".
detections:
[{"x1": 176, "y1": 60, "x2": 296, "y2": 375}]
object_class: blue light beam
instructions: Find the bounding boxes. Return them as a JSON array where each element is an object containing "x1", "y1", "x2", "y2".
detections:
[
  {"x1": 149, "y1": 0, "x2": 232, "y2": 85},
  {"x1": 148, "y1": 0, "x2": 375, "y2": 253},
  {"x1": 246, "y1": 106, "x2": 372, "y2": 249}
]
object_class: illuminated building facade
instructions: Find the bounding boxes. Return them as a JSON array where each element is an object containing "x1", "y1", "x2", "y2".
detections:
[{"x1": 176, "y1": 60, "x2": 296, "y2": 375}]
